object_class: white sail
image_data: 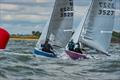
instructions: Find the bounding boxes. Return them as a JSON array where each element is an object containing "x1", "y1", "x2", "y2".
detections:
[
  {"x1": 36, "y1": 19, "x2": 50, "y2": 49},
  {"x1": 36, "y1": 0, "x2": 74, "y2": 49},
  {"x1": 69, "y1": 0, "x2": 93, "y2": 44},
  {"x1": 47, "y1": 0, "x2": 74, "y2": 47},
  {"x1": 81, "y1": 0, "x2": 116, "y2": 53}
]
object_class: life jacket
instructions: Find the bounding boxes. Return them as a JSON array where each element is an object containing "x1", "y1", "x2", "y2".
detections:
[
  {"x1": 68, "y1": 42, "x2": 75, "y2": 50},
  {"x1": 42, "y1": 43, "x2": 53, "y2": 52}
]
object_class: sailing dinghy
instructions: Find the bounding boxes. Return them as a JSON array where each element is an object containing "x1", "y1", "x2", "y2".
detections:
[
  {"x1": 33, "y1": 0, "x2": 74, "y2": 58},
  {"x1": 65, "y1": 0, "x2": 116, "y2": 60}
]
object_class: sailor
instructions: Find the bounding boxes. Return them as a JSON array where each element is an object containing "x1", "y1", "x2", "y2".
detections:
[
  {"x1": 68, "y1": 39, "x2": 75, "y2": 51},
  {"x1": 41, "y1": 39, "x2": 56, "y2": 56},
  {"x1": 74, "y1": 42, "x2": 83, "y2": 54}
]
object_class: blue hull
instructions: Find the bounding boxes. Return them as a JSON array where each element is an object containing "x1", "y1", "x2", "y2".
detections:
[{"x1": 34, "y1": 48, "x2": 57, "y2": 58}]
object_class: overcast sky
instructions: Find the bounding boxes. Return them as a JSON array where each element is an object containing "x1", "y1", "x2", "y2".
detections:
[{"x1": 0, "y1": 0, "x2": 120, "y2": 34}]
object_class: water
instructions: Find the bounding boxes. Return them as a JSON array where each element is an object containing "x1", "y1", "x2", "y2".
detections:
[{"x1": 0, "y1": 40, "x2": 120, "y2": 80}]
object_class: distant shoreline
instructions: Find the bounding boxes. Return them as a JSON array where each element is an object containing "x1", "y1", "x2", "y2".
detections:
[
  {"x1": 10, "y1": 38, "x2": 119, "y2": 43},
  {"x1": 10, "y1": 31, "x2": 120, "y2": 43},
  {"x1": 10, "y1": 38, "x2": 38, "y2": 41},
  {"x1": 10, "y1": 35, "x2": 39, "y2": 41}
]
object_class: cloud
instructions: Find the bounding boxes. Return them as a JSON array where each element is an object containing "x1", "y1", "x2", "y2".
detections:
[
  {"x1": 0, "y1": 14, "x2": 47, "y2": 25},
  {"x1": 1, "y1": 23, "x2": 44, "y2": 34},
  {"x1": 0, "y1": 4, "x2": 18, "y2": 10},
  {"x1": 2, "y1": 15, "x2": 13, "y2": 21},
  {"x1": 34, "y1": 0, "x2": 53, "y2": 3},
  {"x1": 0, "y1": 0, "x2": 119, "y2": 34},
  {"x1": 0, "y1": 1, "x2": 52, "y2": 25}
]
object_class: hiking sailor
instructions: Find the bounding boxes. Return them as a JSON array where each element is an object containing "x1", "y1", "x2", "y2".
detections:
[
  {"x1": 74, "y1": 42, "x2": 83, "y2": 54},
  {"x1": 68, "y1": 39, "x2": 75, "y2": 51},
  {"x1": 41, "y1": 39, "x2": 56, "y2": 56}
]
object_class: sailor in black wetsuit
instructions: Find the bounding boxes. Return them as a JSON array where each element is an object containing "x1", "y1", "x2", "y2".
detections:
[
  {"x1": 41, "y1": 39, "x2": 56, "y2": 56},
  {"x1": 74, "y1": 42, "x2": 83, "y2": 54},
  {"x1": 68, "y1": 39, "x2": 75, "y2": 51}
]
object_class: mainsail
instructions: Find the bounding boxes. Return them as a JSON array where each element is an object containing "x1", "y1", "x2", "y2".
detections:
[
  {"x1": 68, "y1": 0, "x2": 116, "y2": 54},
  {"x1": 47, "y1": 0, "x2": 74, "y2": 47},
  {"x1": 80, "y1": 0, "x2": 116, "y2": 53},
  {"x1": 36, "y1": 0, "x2": 74, "y2": 49}
]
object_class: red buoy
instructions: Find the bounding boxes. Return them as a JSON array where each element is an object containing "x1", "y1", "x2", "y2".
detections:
[{"x1": 0, "y1": 27, "x2": 10, "y2": 49}]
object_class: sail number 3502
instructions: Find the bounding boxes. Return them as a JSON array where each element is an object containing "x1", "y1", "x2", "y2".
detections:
[{"x1": 98, "y1": 10, "x2": 114, "y2": 15}]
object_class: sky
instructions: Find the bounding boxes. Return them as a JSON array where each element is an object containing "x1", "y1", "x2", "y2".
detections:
[{"x1": 0, "y1": 0, "x2": 120, "y2": 34}]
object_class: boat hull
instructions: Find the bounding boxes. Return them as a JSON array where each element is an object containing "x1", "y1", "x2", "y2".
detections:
[
  {"x1": 65, "y1": 50, "x2": 88, "y2": 60},
  {"x1": 34, "y1": 48, "x2": 57, "y2": 58}
]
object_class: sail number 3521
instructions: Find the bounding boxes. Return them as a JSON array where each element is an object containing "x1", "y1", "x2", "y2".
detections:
[{"x1": 98, "y1": 10, "x2": 114, "y2": 15}]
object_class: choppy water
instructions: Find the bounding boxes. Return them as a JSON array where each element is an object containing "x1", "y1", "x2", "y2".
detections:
[{"x1": 0, "y1": 40, "x2": 120, "y2": 80}]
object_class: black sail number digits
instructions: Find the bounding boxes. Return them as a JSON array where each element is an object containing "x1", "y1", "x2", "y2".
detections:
[
  {"x1": 60, "y1": 0, "x2": 73, "y2": 17},
  {"x1": 98, "y1": 1, "x2": 115, "y2": 16},
  {"x1": 98, "y1": 10, "x2": 115, "y2": 15}
]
